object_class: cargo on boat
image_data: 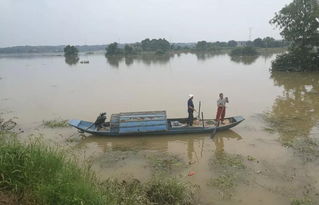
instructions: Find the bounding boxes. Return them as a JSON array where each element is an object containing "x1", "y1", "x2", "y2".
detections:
[{"x1": 68, "y1": 111, "x2": 244, "y2": 136}]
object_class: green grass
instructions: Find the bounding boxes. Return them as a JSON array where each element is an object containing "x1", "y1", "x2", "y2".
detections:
[
  {"x1": 0, "y1": 136, "x2": 198, "y2": 205},
  {"x1": 209, "y1": 174, "x2": 234, "y2": 191},
  {"x1": 0, "y1": 140, "x2": 104, "y2": 205},
  {"x1": 43, "y1": 120, "x2": 69, "y2": 128},
  {"x1": 101, "y1": 177, "x2": 198, "y2": 205},
  {"x1": 291, "y1": 198, "x2": 313, "y2": 205}
]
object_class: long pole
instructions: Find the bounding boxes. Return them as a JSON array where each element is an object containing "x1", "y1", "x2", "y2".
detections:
[
  {"x1": 201, "y1": 112, "x2": 205, "y2": 128},
  {"x1": 198, "y1": 101, "x2": 201, "y2": 119}
]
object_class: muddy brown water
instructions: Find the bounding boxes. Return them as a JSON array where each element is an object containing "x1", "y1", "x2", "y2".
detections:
[{"x1": 1, "y1": 51, "x2": 319, "y2": 204}]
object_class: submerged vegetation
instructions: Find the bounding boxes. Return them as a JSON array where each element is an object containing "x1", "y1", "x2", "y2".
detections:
[
  {"x1": 147, "y1": 152, "x2": 187, "y2": 174},
  {"x1": 43, "y1": 119, "x2": 69, "y2": 128},
  {"x1": 211, "y1": 152, "x2": 246, "y2": 170},
  {"x1": 283, "y1": 138, "x2": 319, "y2": 162},
  {"x1": 208, "y1": 152, "x2": 247, "y2": 199}
]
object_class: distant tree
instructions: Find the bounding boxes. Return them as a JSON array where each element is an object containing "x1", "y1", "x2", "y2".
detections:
[
  {"x1": 124, "y1": 45, "x2": 134, "y2": 55},
  {"x1": 270, "y1": 0, "x2": 319, "y2": 71},
  {"x1": 253, "y1": 38, "x2": 265, "y2": 47},
  {"x1": 141, "y1": 38, "x2": 151, "y2": 51},
  {"x1": 140, "y1": 38, "x2": 170, "y2": 53},
  {"x1": 227, "y1": 40, "x2": 238, "y2": 47},
  {"x1": 196, "y1": 41, "x2": 209, "y2": 50},
  {"x1": 105, "y1": 42, "x2": 123, "y2": 56},
  {"x1": 64, "y1": 45, "x2": 78, "y2": 57},
  {"x1": 214, "y1": 41, "x2": 228, "y2": 47},
  {"x1": 64, "y1": 45, "x2": 79, "y2": 65},
  {"x1": 245, "y1": 41, "x2": 254, "y2": 47},
  {"x1": 262, "y1": 37, "x2": 276, "y2": 48}
]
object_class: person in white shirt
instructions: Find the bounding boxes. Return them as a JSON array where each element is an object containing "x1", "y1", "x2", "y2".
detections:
[{"x1": 216, "y1": 93, "x2": 229, "y2": 125}]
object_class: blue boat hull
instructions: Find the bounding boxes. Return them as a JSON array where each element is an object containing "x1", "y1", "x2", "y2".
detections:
[{"x1": 68, "y1": 116, "x2": 244, "y2": 136}]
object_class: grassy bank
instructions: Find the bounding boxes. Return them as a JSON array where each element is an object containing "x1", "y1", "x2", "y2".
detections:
[{"x1": 0, "y1": 133, "x2": 197, "y2": 205}]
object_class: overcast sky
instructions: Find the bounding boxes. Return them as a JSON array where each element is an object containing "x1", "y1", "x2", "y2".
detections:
[{"x1": 0, "y1": 0, "x2": 292, "y2": 47}]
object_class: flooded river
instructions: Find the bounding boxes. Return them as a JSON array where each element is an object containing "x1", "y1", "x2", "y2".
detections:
[{"x1": 1, "y1": 51, "x2": 319, "y2": 204}]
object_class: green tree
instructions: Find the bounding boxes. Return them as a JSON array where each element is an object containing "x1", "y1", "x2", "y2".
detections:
[
  {"x1": 141, "y1": 38, "x2": 151, "y2": 51},
  {"x1": 64, "y1": 45, "x2": 78, "y2": 57},
  {"x1": 270, "y1": 0, "x2": 319, "y2": 71},
  {"x1": 124, "y1": 45, "x2": 134, "y2": 55},
  {"x1": 227, "y1": 40, "x2": 237, "y2": 47},
  {"x1": 140, "y1": 38, "x2": 170, "y2": 53},
  {"x1": 262, "y1": 37, "x2": 276, "y2": 48},
  {"x1": 253, "y1": 38, "x2": 265, "y2": 47},
  {"x1": 196, "y1": 41, "x2": 208, "y2": 50},
  {"x1": 105, "y1": 42, "x2": 123, "y2": 56},
  {"x1": 64, "y1": 45, "x2": 79, "y2": 65}
]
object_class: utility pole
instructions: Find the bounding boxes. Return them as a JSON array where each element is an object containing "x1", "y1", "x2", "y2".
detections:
[{"x1": 248, "y1": 27, "x2": 253, "y2": 41}]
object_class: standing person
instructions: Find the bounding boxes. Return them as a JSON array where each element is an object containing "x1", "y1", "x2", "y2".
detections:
[
  {"x1": 216, "y1": 93, "x2": 229, "y2": 125},
  {"x1": 187, "y1": 94, "x2": 196, "y2": 126}
]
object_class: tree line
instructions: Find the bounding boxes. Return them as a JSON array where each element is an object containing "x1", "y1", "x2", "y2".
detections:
[{"x1": 105, "y1": 37, "x2": 287, "y2": 56}]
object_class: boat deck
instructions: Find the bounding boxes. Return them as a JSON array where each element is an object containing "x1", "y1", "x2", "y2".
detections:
[
  {"x1": 96, "y1": 119, "x2": 231, "y2": 131},
  {"x1": 169, "y1": 119, "x2": 231, "y2": 128}
]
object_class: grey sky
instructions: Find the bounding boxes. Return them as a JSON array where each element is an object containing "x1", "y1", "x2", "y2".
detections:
[{"x1": 0, "y1": 0, "x2": 292, "y2": 47}]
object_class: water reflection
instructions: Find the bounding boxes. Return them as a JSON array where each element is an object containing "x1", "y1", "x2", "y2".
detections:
[
  {"x1": 124, "y1": 56, "x2": 134, "y2": 66},
  {"x1": 105, "y1": 54, "x2": 173, "y2": 67},
  {"x1": 229, "y1": 55, "x2": 259, "y2": 65},
  {"x1": 266, "y1": 71, "x2": 319, "y2": 142},
  {"x1": 64, "y1": 55, "x2": 79, "y2": 65},
  {"x1": 212, "y1": 131, "x2": 242, "y2": 156},
  {"x1": 77, "y1": 130, "x2": 243, "y2": 162},
  {"x1": 103, "y1": 50, "x2": 285, "y2": 67},
  {"x1": 106, "y1": 56, "x2": 124, "y2": 68},
  {"x1": 192, "y1": 51, "x2": 228, "y2": 61}
]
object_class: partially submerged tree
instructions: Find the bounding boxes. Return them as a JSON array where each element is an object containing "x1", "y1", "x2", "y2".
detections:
[
  {"x1": 270, "y1": 0, "x2": 319, "y2": 71},
  {"x1": 141, "y1": 38, "x2": 170, "y2": 53},
  {"x1": 64, "y1": 45, "x2": 78, "y2": 57},
  {"x1": 64, "y1": 45, "x2": 79, "y2": 65},
  {"x1": 105, "y1": 42, "x2": 123, "y2": 56},
  {"x1": 124, "y1": 45, "x2": 134, "y2": 55}
]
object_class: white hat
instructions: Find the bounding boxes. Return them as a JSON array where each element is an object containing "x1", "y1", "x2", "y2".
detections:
[{"x1": 189, "y1": 94, "x2": 194, "y2": 98}]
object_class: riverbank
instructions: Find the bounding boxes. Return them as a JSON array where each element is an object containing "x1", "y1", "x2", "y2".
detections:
[{"x1": 0, "y1": 127, "x2": 198, "y2": 205}]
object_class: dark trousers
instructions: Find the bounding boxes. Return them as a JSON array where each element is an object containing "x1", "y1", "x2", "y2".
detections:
[{"x1": 188, "y1": 112, "x2": 194, "y2": 126}]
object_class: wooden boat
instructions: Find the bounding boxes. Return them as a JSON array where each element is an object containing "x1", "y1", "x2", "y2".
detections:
[{"x1": 68, "y1": 111, "x2": 244, "y2": 136}]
